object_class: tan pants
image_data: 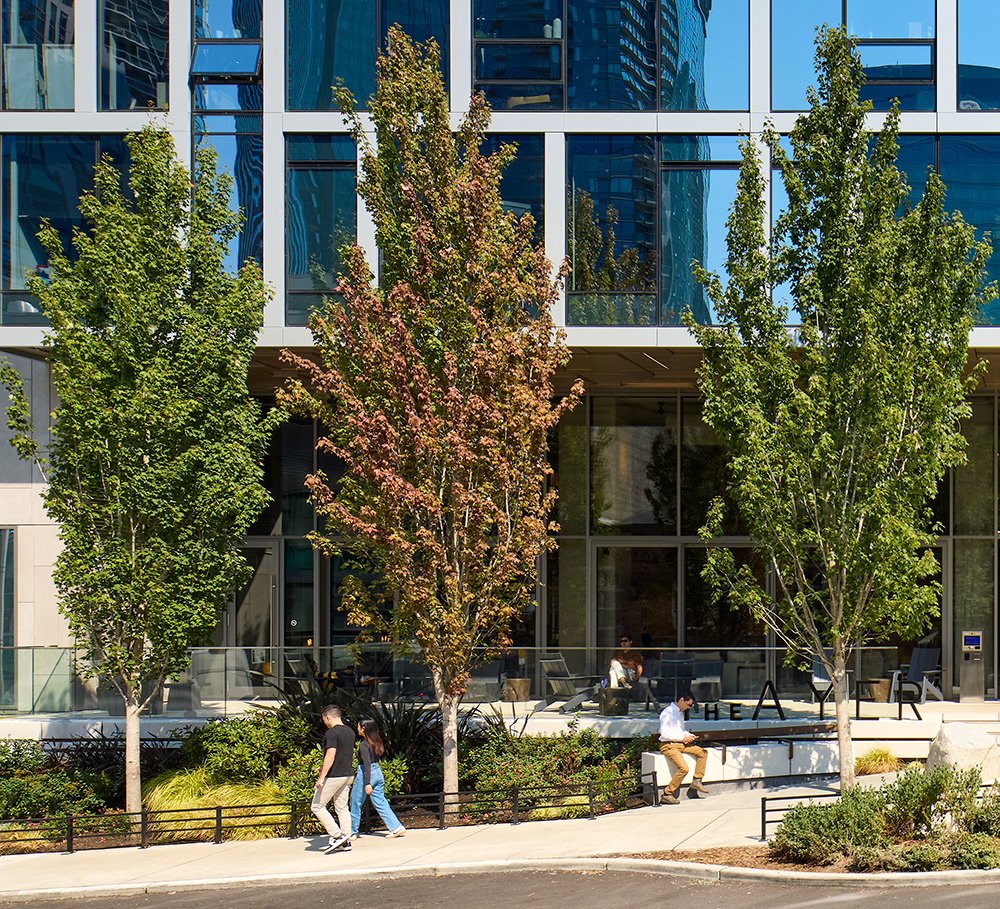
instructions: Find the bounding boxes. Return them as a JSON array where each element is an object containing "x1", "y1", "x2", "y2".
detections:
[{"x1": 659, "y1": 741, "x2": 708, "y2": 795}]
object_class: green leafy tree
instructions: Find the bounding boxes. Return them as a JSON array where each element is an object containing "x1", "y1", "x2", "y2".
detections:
[
  {"x1": 0, "y1": 126, "x2": 280, "y2": 815},
  {"x1": 279, "y1": 28, "x2": 582, "y2": 796},
  {"x1": 684, "y1": 28, "x2": 995, "y2": 788}
]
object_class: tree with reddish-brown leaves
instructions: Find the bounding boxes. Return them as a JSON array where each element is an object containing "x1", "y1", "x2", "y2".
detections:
[{"x1": 279, "y1": 27, "x2": 581, "y2": 796}]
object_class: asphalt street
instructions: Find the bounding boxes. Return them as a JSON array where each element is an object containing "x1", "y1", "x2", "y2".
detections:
[{"x1": 3, "y1": 872, "x2": 998, "y2": 909}]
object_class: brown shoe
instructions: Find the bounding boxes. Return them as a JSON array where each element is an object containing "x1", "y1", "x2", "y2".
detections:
[
  {"x1": 689, "y1": 780, "x2": 709, "y2": 795},
  {"x1": 660, "y1": 792, "x2": 679, "y2": 805}
]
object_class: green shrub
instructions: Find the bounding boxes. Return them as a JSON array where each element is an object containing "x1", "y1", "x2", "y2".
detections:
[
  {"x1": 880, "y1": 763, "x2": 964, "y2": 838},
  {"x1": 900, "y1": 842, "x2": 947, "y2": 871},
  {"x1": 459, "y1": 726, "x2": 639, "y2": 822},
  {"x1": 967, "y1": 788, "x2": 1000, "y2": 836},
  {"x1": 770, "y1": 787, "x2": 888, "y2": 865},
  {"x1": 0, "y1": 739, "x2": 47, "y2": 776},
  {"x1": 948, "y1": 832, "x2": 1000, "y2": 869},
  {"x1": 271, "y1": 746, "x2": 324, "y2": 804},
  {"x1": 527, "y1": 795, "x2": 591, "y2": 821},
  {"x1": 0, "y1": 769, "x2": 114, "y2": 821},
  {"x1": 178, "y1": 712, "x2": 312, "y2": 783}
]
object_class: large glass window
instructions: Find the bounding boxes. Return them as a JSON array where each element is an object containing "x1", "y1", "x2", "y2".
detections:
[
  {"x1": 288, "y1": 0, "x2": 448, "y2": 111},
  {"x1": 567, "y1": 135, "x2": 657, "y2": 325},
  {"x1": 287, "y1": 0, "x2": 375, "y2": 110},
  {"x1": 2, "y1": 135, "x2": 127, "y2": 325},
  {"x1": 192, "y1": 0, "x2": 262, "y2": 276},
  {"x1": 590, "y1": 397, "x2": 677, "y2": 535},
  {"x1": 680, "y1": 398, "x2": 743, "y2": 535},
  {"x1": 286, "y1": 135, "x2": 356, "y2": 326},
  {"x1": 550, "y1": 394, "x2": 587, "y2": 536},
  {"x1": 100, "y1": 1, "x2": 168, "y2": 110},
  {"x1": 546, "y1": 539, "x2": 587, "y2": 671},
  {"x1": 596, "y1": 545, "x2": 678, "y2": 652},
  {"x1": 475, "y1": 1, "x2": 747, "y2": 112},
  {"x1": 772, "y1": 0, "x2": 935, "y2": 111},
  {"x1": 194, "y1": 0, "x2": 260, "y2": 38},
  {"x1": 661, "y1": 136, "x2": 740, "y2": 325},
  {"x1": 567, "y1": 135, "x2": 738, "y2": 327},
  {"x1": 684, "y1": 548, "x2": 765, "y2": 649},
  {"x1": 660, "y1": 0, "x2": 749, "y2": 111},
  {"x1": 1, "y1": 0, "x2": 74, "y2": 110},
  {"x1": 474, "y1": 0, "x2": 563, "y2": 112},
  {"x1": 953, "y1": 398, "x2": 994, "y2": 536},
  {"x1": 194, "y1": 116, "x2": 263, "y2": 275},
  {"x1": 940, "y1": 136, "x2": 1000, "y2": 325},
  {"x1": 958, "y1": 1, "x2": 1000, "y2": 111},
  {"x1": 567, "y1": 0, "x2": 655, "y2": 111},
  {"x1": 479, "y1": 134, "x2": 545, "y2": 238}
]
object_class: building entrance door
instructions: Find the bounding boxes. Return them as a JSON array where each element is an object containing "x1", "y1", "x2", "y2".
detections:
[{"x1": 208, "y1": 544, "x2": 278, "y2": 698}]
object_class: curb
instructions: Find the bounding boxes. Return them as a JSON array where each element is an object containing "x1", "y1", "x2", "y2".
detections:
[{"x1": 4, "y1": 856, "x2": 1000, "y2": 900}]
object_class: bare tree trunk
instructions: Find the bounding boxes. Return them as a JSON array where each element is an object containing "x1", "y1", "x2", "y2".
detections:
[
  {"x1": 441, "y1": 693, "x2": 460, "y2": 799},
  {"x1": 432, "y1": 667, "x2": 461, "y2": 804},
  {"x1": 832, "y1": 660, "x2": 855, "y2": 790},
  {"x1": 124, "y1": 690, "x2": 143, "y2": 822}
]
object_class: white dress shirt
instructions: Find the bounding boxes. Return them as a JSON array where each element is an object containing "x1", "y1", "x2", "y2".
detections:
[{"x1": 658, "y1": 702, "x2": 688, "y2": 742}]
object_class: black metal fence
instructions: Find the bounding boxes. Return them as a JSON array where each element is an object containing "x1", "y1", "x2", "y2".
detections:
[
  {"x1": 759, "y1": 790, "x2": 838, "y2": 840},
  {"x1": 0, "y1": 771, "x2": 658, "y2": 854}
]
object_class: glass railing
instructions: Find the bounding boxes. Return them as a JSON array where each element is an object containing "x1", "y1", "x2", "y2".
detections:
[
  {"x1": 0, "y1": 644, "x2": 901, "y2": 717},
  {"x1": 0, "y1": 647, "x2": 77, "y2": 713}
]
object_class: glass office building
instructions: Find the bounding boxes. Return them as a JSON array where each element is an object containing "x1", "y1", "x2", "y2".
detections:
[{"x1": 2, "y1": 0, "x2": 1000, "y2": 700}]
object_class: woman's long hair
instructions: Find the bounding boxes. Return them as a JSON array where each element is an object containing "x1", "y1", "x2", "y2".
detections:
[{"x1": 358, "y1": 718, "x2": 385, "y2": 758}]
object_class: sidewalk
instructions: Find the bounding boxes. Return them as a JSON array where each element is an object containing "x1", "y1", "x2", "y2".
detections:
[{"x1": 0, "y1": 782, "x2": 833, "y2": 900}]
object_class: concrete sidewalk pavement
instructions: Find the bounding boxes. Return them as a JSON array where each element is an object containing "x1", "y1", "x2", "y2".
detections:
[{"x1": 0, "y1": 782, "x2": 833, "y2": 900}]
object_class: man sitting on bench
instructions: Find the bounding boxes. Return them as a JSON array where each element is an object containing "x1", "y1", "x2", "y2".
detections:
[
  {"x1": 658, "y1": 690, "x2": 709, "y2": 805},
  {"x1": 609, "y1": 634, "x2": 643, "y2": 688}
]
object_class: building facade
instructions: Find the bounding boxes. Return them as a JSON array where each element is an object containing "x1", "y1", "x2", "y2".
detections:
[{"x1": 2, "y1": 0, "x2": 1000, "y2": 703}]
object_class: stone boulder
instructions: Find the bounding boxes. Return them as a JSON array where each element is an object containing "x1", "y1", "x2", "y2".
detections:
[{"x1": 925, "y1": 722, "x2": 1000, "y2": 783}]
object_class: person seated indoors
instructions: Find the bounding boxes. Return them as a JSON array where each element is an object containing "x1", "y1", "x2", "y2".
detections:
[{"x1": 610, "y1": 634, "x2": 643, "y2": 689}]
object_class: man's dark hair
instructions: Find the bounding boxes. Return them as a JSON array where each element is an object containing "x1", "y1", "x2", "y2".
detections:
[
  {"x1": 321, "y1": 705, "x2": 341, "y2": 722},
  {"x1": 676, "y1": 690, "x2": 695, "y2": 703}
]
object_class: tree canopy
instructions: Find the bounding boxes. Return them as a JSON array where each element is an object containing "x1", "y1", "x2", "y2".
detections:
[
  {"x1": 1, "y1": 125, "x2": 280, "y2": 813},
  {"x1": 279, "y1": 28, "x2": 581, "y2": 795},
  {"x1": 685, "y1": 28, "x2": 995, "y2": 788}
]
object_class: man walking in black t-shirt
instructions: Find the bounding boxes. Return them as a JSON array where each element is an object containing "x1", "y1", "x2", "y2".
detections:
[{"x1": 312, "y1": 705, "x2": 356, "y2": 853}]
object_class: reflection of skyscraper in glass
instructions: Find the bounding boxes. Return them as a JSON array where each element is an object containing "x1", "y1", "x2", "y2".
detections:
[
  {"x1": 660, "y1": 0, "x2": 708, "y2": 110},
  {"x1": 660, "y1": 2, "x2": 712, "y2": 324},
  {"x1": 568, "y1": 0, "x2": 656, "y2": 110},
  {"x1": 103, "y1": 1, "x2": 169, "y2": 110},
  {"x1": 194, "y1": 0, "x2": 260, "y2": 37},
  {"x1": 287, "y1": 1, "x2": 376, "y2": 110},
  {"x1": 192, "y1": 1, "x2": 263, "y2": 271}
]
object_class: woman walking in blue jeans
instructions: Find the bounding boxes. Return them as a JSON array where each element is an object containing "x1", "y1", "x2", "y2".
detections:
[{"x1": 349, "y1": 718, "x2": 405, "y2": 839}]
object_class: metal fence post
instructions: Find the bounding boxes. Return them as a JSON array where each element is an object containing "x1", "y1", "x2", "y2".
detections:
[
  {"x1": 438, "y1": 792, "x2": 446, "y2": 829},
  {"x1": 587, "y1": 781, "x2": 594, "y2": 820},
  {"x1": 140, "y1": 808, "x2": 148, "y2": 848},
  {"x1": 65, "y1": 814, "x2": 73, "y2": 854},
  {"x1": 511, "y1": 788, "x2": 519, "y2": 825},
  {"x1": 214, "y1": 806, "x2": 223, "y2": 844},
  {"x1": 289, "y1": 803, "x2": 297, "y2": 839},
  {"x1": 760, "y1": 796, "x2": 767, "y2": 841}
]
